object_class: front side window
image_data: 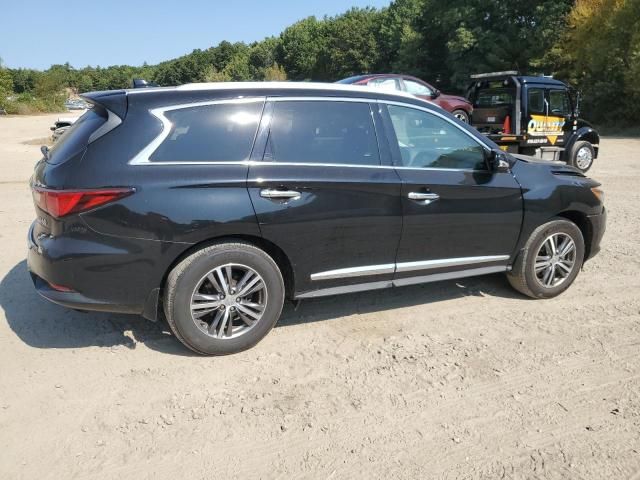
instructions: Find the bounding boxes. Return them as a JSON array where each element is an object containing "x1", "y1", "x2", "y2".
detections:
[
  {"x1": 265, "y1": 101, "x2": 380, "y2": 166},
  {"x1": 368, "y1": 77, "x2": 400, "y2": 92},
  {"x1": 549, "y1": 89, "x2": 571, "y2": 116},
  {"x1": 387, "y1": 105, "x2": 486, "y2": 170},
  {"x1": 403, "y1": 80, "x2": 433, "y2": 96},
  {"x1": 150, "y1": 101, "x2": 263, "y2": 162},
  {"x1": 528, "y1": 88, "x2": 545, "y2": 114}
]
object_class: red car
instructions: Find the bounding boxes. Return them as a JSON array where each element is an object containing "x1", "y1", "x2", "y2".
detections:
[{"x1": 337, "y1": 74, "x2": 473, "y2": 123}]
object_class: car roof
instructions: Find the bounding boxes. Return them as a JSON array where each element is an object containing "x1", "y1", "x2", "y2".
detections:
[
  {"x1": 108, "y1": 81, "x2": 441, "y2": 109},
  {"x1": 471, "y1": 73, "x2": 567, "y2": 87},
  {"x1": 516, "y1": 76, "x2": 566, "y2": 87},
  {"x1": 337, "y1": 73, "x2": 419, "y2": 82}
]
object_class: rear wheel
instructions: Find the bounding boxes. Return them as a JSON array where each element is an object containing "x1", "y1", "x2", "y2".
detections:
[
  {"x1": 164, "y1": 242, "x2": 285, "y2": 355},
  {"x1": 452, "y1": 109, "x2": 470, "y2": 123},
  {"x1": 507, "y1": 219, "x2": 584, "y2": 299},
  {"x1": 569, "y1": 140, "x2": 595, "y2": 173}
]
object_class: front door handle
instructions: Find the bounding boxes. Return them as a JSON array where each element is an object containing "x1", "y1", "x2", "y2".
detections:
[
  {"x1": 260, "y1": 189, "x2": 301, "y2": 200},
  {"x1": 408, "y1": 192, "x2": 440, "y2": 204}
]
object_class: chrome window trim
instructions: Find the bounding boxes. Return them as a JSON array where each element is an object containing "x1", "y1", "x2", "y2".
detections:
[
  {"x1": 127, "y1": 159, "x2": 483, "y2": 171},
  {"x1": 128, "y1": 97, "x2": 266, "y2": 166},
  {"x1": 127, "y1": 95, "x2": 489, "y2": 172},
  {"x1": 310, "y1": 255, "x2": 510, "y2": 281}
]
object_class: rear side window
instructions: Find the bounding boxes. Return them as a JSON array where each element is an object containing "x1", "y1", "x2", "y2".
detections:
[
  {"x1": 368, "y1": 77, "x2": 400, "y2": 92},
  {"x1": 47, "y1": 108, "x2": 107, "y2": 165},
  {"x1": 150, "y1": 101, "x2": 263, "y2": 162},
  {"x1": 265, "y1": 101, "x2": 380, "y2": 166}
]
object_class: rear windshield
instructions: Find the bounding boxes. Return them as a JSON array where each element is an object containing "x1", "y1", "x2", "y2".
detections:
[
  {"x1": 473, "y1": 88, "x2": 515, "y2": 109},
  {"x1": 47, "y1": 108, "x2": 107, "y2": 164}
]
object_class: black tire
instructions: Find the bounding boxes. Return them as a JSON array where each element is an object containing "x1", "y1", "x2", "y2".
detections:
[
  {"x1": 164, "y1": 241, "x2": 285, "y2": 355},
  {"x1": 568, "y1": 140, "x2": 595, "y2": 173},
  {"x1": 507, "y1": 218, "x2": 585, "y2": 299},
  {"x1": 452, "y1": 109, "x2": 470, "y2": 123}
]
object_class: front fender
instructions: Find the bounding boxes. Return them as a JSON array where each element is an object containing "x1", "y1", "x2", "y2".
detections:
[
  {"x1": 510, "y1": 158, "x2": 601, "y2": 260},
  {"x1": 565, "y1": 125, "x2": 600, "y2": 159}
]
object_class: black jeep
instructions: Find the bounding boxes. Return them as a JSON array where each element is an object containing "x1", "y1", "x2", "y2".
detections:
[{"x1": 467, "y1": 71, "x2": 599, "y2": 172}]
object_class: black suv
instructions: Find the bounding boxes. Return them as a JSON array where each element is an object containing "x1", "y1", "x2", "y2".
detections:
[{"x1": 28, "y1": 82, "x2": 606, "y2": 355}]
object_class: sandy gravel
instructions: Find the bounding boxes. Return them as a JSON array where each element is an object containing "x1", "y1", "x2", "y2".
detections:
[{"x1": 0, "y1": 113, "x2": 639, "y2": 479}]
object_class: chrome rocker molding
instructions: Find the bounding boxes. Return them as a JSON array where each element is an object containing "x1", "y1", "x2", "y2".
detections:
[
  {"x1": 395, "y1": 255, "x2": 509, "y2": 273},
  {"x1": 297, "y1": 266, "x2": 508, "y2": 299},
  {"x1": 311, "y1": 255, "x2": 509, "y2": 280},
  {"x1": 298, "y1": 255, "x2": 511, "y2": 299},
  {"x1": 310, "y1": 264, "x2": 396, "y2": 281}
]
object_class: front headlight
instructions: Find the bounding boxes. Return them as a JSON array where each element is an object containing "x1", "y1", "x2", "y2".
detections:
[{"x1": 591, "y1": 186, "x2": 605, "y2": 204}]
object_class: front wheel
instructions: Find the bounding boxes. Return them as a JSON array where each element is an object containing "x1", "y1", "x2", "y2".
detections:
[
  {"x1": 569, "y1": 141, "x2": 595, "y2": 173},
  {"x1": 507, "y1": 219, "x2": 585, "y2": 299},
  {"x1": 164, "y1": 242, "x2": 285, "y2": 355},
  {"x1": 452, "y1": 109, "x2": 470, "y2": 123}
]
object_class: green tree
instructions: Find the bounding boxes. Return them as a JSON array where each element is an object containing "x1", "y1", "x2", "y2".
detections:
[
  {"x1": 263, "y1": 63, "x2": 287, "y2": 81},
  {"x1": 411, "y1": 0, "x2": 573, "y2": 91},
  {"x1": 551, "y1": 0, "x2": 640, "y2": 125},
  {"x1": 376, "y1": 0, "x2": 423, "y2": 71},
  {"x1": 279, "y1": 17, "x2": 327, "y2": 79},
  {"x1": 321, "y1": 7, "x2": 383, "y2": 79},
  {"x1": 0, "y1": 65, "x2": 14, "y2": 107}
]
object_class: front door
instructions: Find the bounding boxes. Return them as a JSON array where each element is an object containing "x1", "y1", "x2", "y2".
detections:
[
  {"x1": 380, "y1": 103, "x2": 523, "y2": 284},
  {"x1": 247, "y1": 99, "x2": 403, "y2": 296},
  {"x1": 546, "y1": 87, "x2": 573, "y2": 149}
]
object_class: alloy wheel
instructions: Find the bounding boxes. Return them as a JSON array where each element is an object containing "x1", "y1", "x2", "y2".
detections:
[
  {"x1": 534, "y1": 233, "x2": 577, "y2": 288},
  {"x1": 454, "y1": 111, "x2": 469, "y2": 123},
  {"x1": 190, "y1": 263, "x2": 267, "y2": 339},
  {"x1": 575, "y1": 146, "x2": 593, "y2": 170}
]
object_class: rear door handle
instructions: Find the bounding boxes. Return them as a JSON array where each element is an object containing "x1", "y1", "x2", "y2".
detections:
[
  {"x1": 408, "y1": 192, "x2": 440, "y2": 204},
  {"x1": 260, "y1": 189, "x2": 301, "y2": 200}
]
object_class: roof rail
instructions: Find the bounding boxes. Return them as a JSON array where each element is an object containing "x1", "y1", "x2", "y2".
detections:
[{"x1": 470, "y1": 71, "x2": 519, "y2": 79}]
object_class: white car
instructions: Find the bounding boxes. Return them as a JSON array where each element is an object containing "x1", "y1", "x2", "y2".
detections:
[{"x1": 50, "y1": 116, "x2": 77, "y2": 142}]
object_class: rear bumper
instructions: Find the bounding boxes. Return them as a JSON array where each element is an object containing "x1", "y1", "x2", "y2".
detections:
[
  {"x1": 27, "y1": 221, "x2": 184, "y2": 318},
  {"x1": 586, "y1": 207, "x2": 606, "y2": 260},
  {"x1": 27, "y1": 222, "x2": 143, "y2": 314}
]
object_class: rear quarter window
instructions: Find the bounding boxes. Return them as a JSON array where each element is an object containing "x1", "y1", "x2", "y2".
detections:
[{"x1": 150, "y1": 101, "x2": 264, "y2": 162}]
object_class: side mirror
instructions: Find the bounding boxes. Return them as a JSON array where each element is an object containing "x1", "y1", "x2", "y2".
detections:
[
  {"x1": 486, "y1": 149, "x2": 510, "y2": 172},
  {"x1": 431, "y1": 89, "x2": 441, "y2": 99}
]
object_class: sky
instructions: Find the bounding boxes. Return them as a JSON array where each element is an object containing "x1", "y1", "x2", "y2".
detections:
[{"x1": 0, "y1": 0, "x2": 391, "y2": 70}]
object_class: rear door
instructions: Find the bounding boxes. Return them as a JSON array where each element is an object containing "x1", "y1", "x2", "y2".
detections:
[
  {"x1": 380, "y1": 102, "x2": 522, "y2": 284},
  {"x1": 247, "y1": 98, "x2": 403, "y2": 297}
]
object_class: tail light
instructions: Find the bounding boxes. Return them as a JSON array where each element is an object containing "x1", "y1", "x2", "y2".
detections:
[
  {"x1": 32, "y1": 186, "x2": 134, "y2": 218},
  {"x1": 502, "y1": 115, "x2": 511, "y2": 134}
]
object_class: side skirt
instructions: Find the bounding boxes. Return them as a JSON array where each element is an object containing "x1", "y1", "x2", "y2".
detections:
[{"x1": 295, "y1": 265, "x2": 508, "y2": 299}]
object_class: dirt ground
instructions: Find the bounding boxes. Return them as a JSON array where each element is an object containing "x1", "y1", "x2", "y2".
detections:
[{"x1": 0, "y1": 113, "x2": 639, "y2": 480}]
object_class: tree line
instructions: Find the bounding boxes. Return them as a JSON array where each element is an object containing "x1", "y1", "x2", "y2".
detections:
[{"x1": 1, "y1": 0, "x2": 638, "y2": 126}]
